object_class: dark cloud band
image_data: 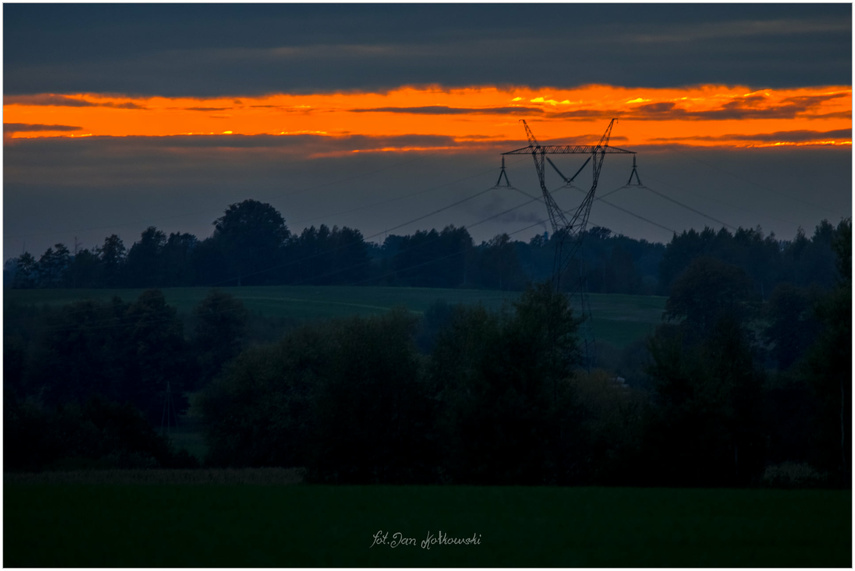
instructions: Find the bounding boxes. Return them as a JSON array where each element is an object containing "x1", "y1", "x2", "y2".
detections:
[
  {"x1": 4, "y1": 123, "x2": 82, "y2": 133},
  {"x1": 4, "y1": 4, "x2": 850, "y2": 96}
]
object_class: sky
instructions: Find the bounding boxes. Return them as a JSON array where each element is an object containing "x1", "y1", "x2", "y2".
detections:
[{"x1": 3, "y1": 3, "x2": 852, "y2": 262}]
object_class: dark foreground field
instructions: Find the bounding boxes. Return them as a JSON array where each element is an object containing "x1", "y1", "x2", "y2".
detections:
[{"x1": 5, "y1": 476, "x2": 850, "y2": 567}]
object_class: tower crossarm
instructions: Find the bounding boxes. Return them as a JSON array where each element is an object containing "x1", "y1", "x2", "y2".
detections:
[{"x1": 503, "y1": 144, "x2": 635, "y2": 156}]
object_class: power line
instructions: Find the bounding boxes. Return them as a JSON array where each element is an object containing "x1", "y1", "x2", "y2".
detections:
[
  {"x1": 641, "y1": 171, "x2": 804, "y2": 228},
  {"x1": 8, "y1": 178, "x2": 674, "y2": 336},
  {"x1": 670, "y1": 145, "x2": 840, "y2": 217},
  {"x1": 204, "y1": 156, "x2": 535, "y2": 286},
  {"x1": 596, "y1": 196, "x2": 677, "y2": 235},
  {"x1": 8, "y1": 198, "x2": 551, "y2": 335},
  {"x1": 6, "y1": 162, "x2": 539, "y2": 330},
  {"x1": 509, "y1": 184, "x2": 677, "y2": 237},
  {"x1": 4, "y1": 153, "x2": 430, "y2": 243},
  {"x1": 207, "y1": 184, "x2": 503, "y2": 287},
  {"x1": 559, "y1": 178, "x2": 731, "y2": 234},
  {"x1": 12, "y1": 171, "x2": 548, "y2": 331},
  {"x1": 291, "y1": 163, "x2": 511, "y2": 228},
  {"x1": 272, "y1": 207, "x2": 552, "y2": 290},
  {"x1": 639, "y1": 184, "x2": 736, "y2": 230}
]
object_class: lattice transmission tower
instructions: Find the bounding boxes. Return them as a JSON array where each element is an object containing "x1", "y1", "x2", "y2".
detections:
[{"x1": 502, "y1": 119, "x2": 636, "y2": 368}]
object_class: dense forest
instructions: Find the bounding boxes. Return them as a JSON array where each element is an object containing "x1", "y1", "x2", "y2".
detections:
[
  {"x1": 3, "y1": 199, "x2": 850, "y2": 489},
  {"x1": 3, "y1": 198, "x2": 845, "y2": 296}
]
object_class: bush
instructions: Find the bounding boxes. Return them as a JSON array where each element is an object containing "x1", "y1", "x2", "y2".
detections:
[
  {"x1": 431, "y1": 283, "x2": 585, "y2": 485},
  {"x1": 567, "y1": 369, "x2": 648, "y2": 485},
  {"x1": 761, "y1": 462, "x2": 827, "y2": 488},
  {"x1": 200, "y1": 309, "x2": 436, "y2": 483},
  {"x1": 199, "y1": 324, "x2": 327, "y2": 468},
  {"x1": 191, "y1": 290, "x2": 249, "y2": 388},
  {"x1": 26, "y1": 291, "x2": 194, "y2": 424},
  {"x1": 306, "y1": 309, "x2": 436, "y2": 484},
  {"x1": 4, "y1": 397, "x2": 198, "y2": 472}
]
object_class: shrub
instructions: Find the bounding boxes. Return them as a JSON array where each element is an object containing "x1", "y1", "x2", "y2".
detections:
[
  {"x1": 431, "y1": 283, "x2": 584, "y2": 485},
  {"x1": 761, "y1": 462, "x2": 827, "y2": 488},
  {"x1": 201, "y1": 309, "x2": 436, "y2": 483},
  {"x1": 306, "y1": 309, "x2": 436, "y2": 484},
  {"x1": 199, "y1": 324, "x2": 327, "y2": 468},
  {"x1": 4, "y1": 397, "x2": 197, "y2": 472}
]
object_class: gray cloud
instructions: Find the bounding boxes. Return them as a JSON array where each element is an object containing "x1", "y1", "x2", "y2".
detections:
[
  {"x1": 4, "y1": 123, "x2": 82, "y2": 133},
  {"x1": 184, "y1": 107, "x2": 231, "y2": 112},
  {"x1": 4, "y1": 4, "x2": 850, "y2": 96},
  {"x1": 4, "y1": 94, "x2": 96, "y2": 107},
  {"x1": 4, "y1": 94, "x2": 146, "y2": 109},
  {"x1": 624, "y1": 17, "x2": 850, "y2": 44},
  {"x1": 650, "y1": 128, "x2": 853, "y2": 144},
  {"x1": 349, "y1": 106, "x2": 544, "y2": 115}
]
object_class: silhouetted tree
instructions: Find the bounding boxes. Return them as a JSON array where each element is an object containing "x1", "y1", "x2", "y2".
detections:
[
  {"x1": 307, "y1": 309, "x2": 434, "y2": 483},
  {"x1": 665, "y1": 256, "x2": 753, "y2": 338},
  {"x1": 801, "y1": 218, "x2": 851, "y2": 485},
  {"x1": 161, "y1": 232, "x2": 198, "y2": 286},
  {"x1": 36, "y1": 243, "x2": 71, "y2": 288},
  {"x1": 10, "y1": 252, "x2": 37, "y2": 289},
  {"x1": 31, "y1": 290, "x2": 193, "y2": 423},
  {"x1": 386, "y1": 226, "x2": 474, "y2": 288},
  {"x1": 34, "y1": 298, "x2": 130, "y2": 406},
  {"x1": 190, "y1": 236, "x2": 228, "y2": 286},
  {"x1": 432, "y1": 283, "x2": 583, "y2": 484},
  {"x1": 212, "y1": 199, "x2": 290, "y2": 285},
  {"x1": 67, "y1": 248, "x2": 101, "y2": 288},
  {"x1": 200, "y1": 325, "x2": 325, "y2": 467},
  {"x1": 764, "y1": 283, "x2": 823, "y2": 370},
  {"x1": 435, "y1": 225, "x2": 474, "y2": 287},
  {"x1": 415, "y1": 299, "x2": 459, "y2": 353},
  {"x1": 201, "y1": 309, "x2": 435, "y2": 482},
  {"x1": 192, "y1": 290, "x2": 249, "y2": 387},
  {"x1": 645, "y1": 314, "x2": 765, "y2": 486},
  {"x1": 328, "y1": 226, "x2": 372, "y2": 284},
  {"x1": 5, "y1": 397, "x2": 197, "y2": 472},
  {"x1": 97, "y1": 234, "x2": 126, "y2": 287},
  {"x1": 123, "y1": 290, "x2": 194, "y2": 422},
  {"x1": 125, "y1": 226, "x2": 167, "y2": 287},
  {"x1": 567, "y1": 369, "x2": 648, "y2": 484},
  {"x1": 604, "y1": 243, "x2": 642, "y2": 294},
  {"x1": 289, "y1": 224, "x2": 333, "y2": 284},
  {"x1": 472, "y1": 233, "x2": 526, "y2": 290},
  {"x1": 290, "y1": 224, "x2": 371, "y2": 285},
  {"x1": 391, "y1": 229, "x2": 443, "y2": 286}
]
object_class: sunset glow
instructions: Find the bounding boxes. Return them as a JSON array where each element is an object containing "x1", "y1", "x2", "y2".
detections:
[{"x1": 5, "y1": 84, "x2": 851, "y2": 151}]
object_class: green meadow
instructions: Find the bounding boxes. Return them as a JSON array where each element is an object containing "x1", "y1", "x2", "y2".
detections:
[
  {"x1": 4, "y1": 480, "x2": 850, "y2": 567},
  {"x1": 4, "y1": 285, "x2": 666, "y2": 349}
]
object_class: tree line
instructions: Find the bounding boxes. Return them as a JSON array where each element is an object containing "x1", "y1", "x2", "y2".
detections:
[
  {"x1": 197, "y1": 215, "x2": 849, "y2": 487},
  {"x1": 209, "y1": 219, "x2": 850, "y2": 487},
  {"x1": 4, "y1": 288, "x2": 254, "y2": 471},
  {"x1": 5, "y1": 217, "x2": 850, "y2": 486},
  {"x1": 5, "y1": 199, "x2": 845, "y2": 296}
]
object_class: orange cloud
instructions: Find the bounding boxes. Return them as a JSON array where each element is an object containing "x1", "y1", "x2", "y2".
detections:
[{"x1": 4, "y1": 85, "x2": 851, "y2": 150}]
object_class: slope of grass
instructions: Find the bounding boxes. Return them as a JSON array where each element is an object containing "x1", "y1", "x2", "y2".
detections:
[
  {"x1": 4, "y1": 286, "x2": 666, "y2": 349},
  {"x1": 4, "y1": 285, "x2": 518, "y2": 315},
  {"x1": 4, "y1": 483, "x2": 849, "y2": 567}
]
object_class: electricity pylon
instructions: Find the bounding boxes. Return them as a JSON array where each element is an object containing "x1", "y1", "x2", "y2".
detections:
[{"x1": 502, "y1": 119, "x2": 636, "y2": 368}]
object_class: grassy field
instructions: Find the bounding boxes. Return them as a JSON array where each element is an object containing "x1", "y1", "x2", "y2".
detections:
[
  {"x1": 4, "y1": 285, "x2": 666, "y2": 349},
  {"x1": 4, "y1": 480, "x2": 850, "y2": 567}
]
